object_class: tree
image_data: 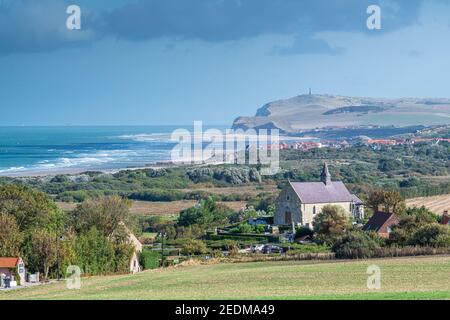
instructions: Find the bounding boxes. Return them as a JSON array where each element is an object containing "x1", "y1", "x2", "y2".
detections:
[
  {"x1": 178, "y1": 198, "x2": 232, "y2": 228},
  {"x1": 71, "y1": 196, "x2": 131, "y2": 237},
  {"x1": 367, "y1": 189, "x2": 406, "y2": 214},
  {"x1": 383, "y1": 190, "x2": 406, "y2": 214},
  {"x1": 74, "y1": 227, "x2": 116, "y2": 275},
  {"x1": 0, "y1": 185, "x2": 63, "y2": 232},
  {"x1": 28, "y1": 230, "x2": 58, "y2": 279},
  {"x1": 0, "y1": 213, "x2": 23, "y2": 257},
  {"x1": 366, "y1": 189, "x2": 385, "y2": 212},
  {"x1": 110, "y1": 224, "x2": 135, "y2": 273},
  {"x1": 409, "y1": 224, "x2": 450, "y2": 247},
  {"x1": 313, "y1": 205, "x2": 351, "y2": 245}
]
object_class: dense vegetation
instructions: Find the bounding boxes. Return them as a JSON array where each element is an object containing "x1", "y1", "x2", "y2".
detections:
[
  {"x1": 278, "y1": 141, "x2": 450, "y2": 198},
  {"x1": 1, "y1": 141, "x2": 449, "y2": 277},
  {"x1": 0, "y1": 142, "x2": 448, "y2": 207},
  {"x1": 0, "y1": 185, "x2": 135, "y2": 280}
]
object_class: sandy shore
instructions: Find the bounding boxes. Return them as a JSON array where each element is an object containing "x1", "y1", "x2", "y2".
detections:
[{"x1": 0, "y1": 158, "x2": 229, "y2": 178}]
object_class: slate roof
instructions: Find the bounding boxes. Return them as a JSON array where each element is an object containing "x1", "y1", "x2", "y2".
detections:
[
  {"x1": 362, "y1": 212, "x2": 398, "y2": 232},
  {"x1": 289, "y1": 181, "x2": 358, "y2": 204},
  {"x1": 350, "y1": 194, "x2": 364, "y2": 205}
]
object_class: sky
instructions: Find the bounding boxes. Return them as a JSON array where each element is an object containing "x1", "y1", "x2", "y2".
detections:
[{"x1": 1, "y1": 0, "x2": 450, "y2": 126}]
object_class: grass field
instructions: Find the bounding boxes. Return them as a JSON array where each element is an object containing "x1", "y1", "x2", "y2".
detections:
[
  {"x1": 406, "y1": 195, "x2": 450, "y2": 215},
  {"x1": 2, "y1": 255, "x2": 449, "y2": 300}
]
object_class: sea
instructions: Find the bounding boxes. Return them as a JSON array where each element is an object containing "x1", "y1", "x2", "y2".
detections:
[
  {"x1": 0, "y1": 125, "x2": 229, "y2": 176},
  {"x1": 0, "y1": 125, "x2": 309, "y2": 176}
]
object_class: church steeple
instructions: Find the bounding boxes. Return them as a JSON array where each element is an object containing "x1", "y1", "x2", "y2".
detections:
[{"x1": 320, "y1": 162, "x2": 331, "y2": 185}]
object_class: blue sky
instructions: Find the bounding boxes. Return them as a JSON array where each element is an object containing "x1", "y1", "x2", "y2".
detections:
[{"x1": 1, "y1": 0, "x2": 450, "y2": 126}]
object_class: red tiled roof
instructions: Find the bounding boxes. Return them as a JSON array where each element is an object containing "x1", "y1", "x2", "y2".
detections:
[{"x1": 0, "y1": 257, "x2": 19, "y2": 268}]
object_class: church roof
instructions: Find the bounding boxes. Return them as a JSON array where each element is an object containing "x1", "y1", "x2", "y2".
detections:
[{"x1": 289, "y1": 181, "x2": 356, "y2": 204}]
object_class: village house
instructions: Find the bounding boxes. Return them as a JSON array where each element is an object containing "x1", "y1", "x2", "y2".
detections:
[
  {"x1": 128, "y1": 231, "x2": 143, "y2": 274},
  {"x1": 362, "y1": 211, "x2": 400, "y2": 238},
  {"x1": 274, "y1": 163, "x2": 364, "y2": 228},
  {"x1": 0, "y1": 257, "x2": 26, "y2": 287}
]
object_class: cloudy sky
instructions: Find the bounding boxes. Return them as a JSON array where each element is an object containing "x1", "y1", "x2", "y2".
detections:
[{"x1": 1, "y1": 0, "x2": 449, "y2": 125}]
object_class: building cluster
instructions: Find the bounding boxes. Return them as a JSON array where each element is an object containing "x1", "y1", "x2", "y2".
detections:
[{"x1": 276, "y1": 136, "x2": 450, "y2": 151}]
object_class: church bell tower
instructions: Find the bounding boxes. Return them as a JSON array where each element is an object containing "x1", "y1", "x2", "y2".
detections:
[{"x1": 320, "y1": 163, "x2": 332, "y2": 185}]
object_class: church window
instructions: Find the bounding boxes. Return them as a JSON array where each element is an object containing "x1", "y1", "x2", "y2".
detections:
[{"x1": 313, "y1": 206, "x2": 316, "y2": 215}]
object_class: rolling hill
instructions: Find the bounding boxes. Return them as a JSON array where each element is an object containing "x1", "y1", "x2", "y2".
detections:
[{"x1": 232, "y1": 94, "x2": 450, "y2": 133}]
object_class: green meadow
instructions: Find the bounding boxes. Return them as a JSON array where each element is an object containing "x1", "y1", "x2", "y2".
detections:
[{"x1": 2, "y1": 255, "x2": 449, "y2": 300}]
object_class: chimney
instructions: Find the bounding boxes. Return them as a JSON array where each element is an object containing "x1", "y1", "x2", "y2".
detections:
[{"x1": 442, "y1": 210, "x2": 449, "y2": 225}]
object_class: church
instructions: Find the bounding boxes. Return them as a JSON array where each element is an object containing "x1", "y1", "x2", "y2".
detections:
[{"x1": 274, "y1": 163, "x2": 364, "y2": 228}]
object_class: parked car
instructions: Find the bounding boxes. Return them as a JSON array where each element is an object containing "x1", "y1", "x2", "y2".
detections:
[{"x1": 262, "y1": 244, "x2": 283, "y2": 254}]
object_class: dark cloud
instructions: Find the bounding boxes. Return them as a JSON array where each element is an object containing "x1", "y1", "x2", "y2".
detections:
[
  {"x1": 0, "y1": 0, "x2": 425, "y2": 55},
  {"x1": 0, "y1": 0, "x2": 96, "y2": 54}
]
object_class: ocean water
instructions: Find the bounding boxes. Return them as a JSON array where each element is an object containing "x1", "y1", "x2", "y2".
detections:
[{"x1": 0, "y1": 125, "x2": 228, "y2": 176}]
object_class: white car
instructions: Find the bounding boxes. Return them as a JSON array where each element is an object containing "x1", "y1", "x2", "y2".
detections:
[{"x1": 251, "y1": 244, "x2": 265, "y2": 253}]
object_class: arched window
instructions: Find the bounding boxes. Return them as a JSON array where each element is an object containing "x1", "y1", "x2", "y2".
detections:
[{"x1": 313, "y1": 206, "x2": 316, "y2": 215}]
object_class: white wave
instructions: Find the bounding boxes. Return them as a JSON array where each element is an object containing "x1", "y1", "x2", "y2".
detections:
[
  {"x1": 117, "y1": 132, "x2": 311, "y2": 143},
  {"x1": 0, "y1": 166, "x2": 26, "y2": 173},
  {"x1": 117, "y1": 133, "x2": 172, "y2": 142}
]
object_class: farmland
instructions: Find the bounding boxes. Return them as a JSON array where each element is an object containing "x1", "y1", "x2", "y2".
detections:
[
  {"x1": 57, "y1": 199, "x2": 247, "y2": 216},
  {"x1": 406, "y1": 194, "x2": 450, "y2": 215},
  {"x1": 2, "y1": 255, "x2": 449, "y2": 300}
]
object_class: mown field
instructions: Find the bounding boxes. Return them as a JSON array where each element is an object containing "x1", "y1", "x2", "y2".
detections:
[
  {"x1": 406, "y1": 194, "x2": 450, "y2": 215},
  {"x1": 57, "y1": 199, "x2": 247, "y2": 215},
  {"x1": 2, "y1": 255, "x2": 449, "y2": 300}
]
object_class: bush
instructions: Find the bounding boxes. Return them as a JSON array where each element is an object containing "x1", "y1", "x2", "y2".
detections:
[
  {"x1": 181, "y1": 239, "x2": 209, "y2": 255},
  {"x1": 178, "y1": 198, "x2": 233, "y2": 228},
  {"x1": 332, "y1": 231, "x2": 381, "y2": 259},
  {"x1": 139, "y1": 249, "x2": 160, "y2": 270},
  {"x1": 408, "y1": 223, "x2": 450, "y2": 247},
  {"x1": 313, "y1": 205, "x2": 351, "y2": 245}
]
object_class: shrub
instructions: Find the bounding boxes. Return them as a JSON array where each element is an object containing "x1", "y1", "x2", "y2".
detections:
[
  {"x1": 332, "y1": 231, "x2": 381, "y2": 259},
  {"x1": 181, "y1": 239, "x2": 209, "y2": 255},
  {"x1": 408, "y1": 223, "x2": 450, "y2": 247},
  {"x1": 139, "y1": 249, "x2": 160, "y2": 270},
  {"x1": 313, "y1": 205, "x2": 351, "y2": 245}
]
